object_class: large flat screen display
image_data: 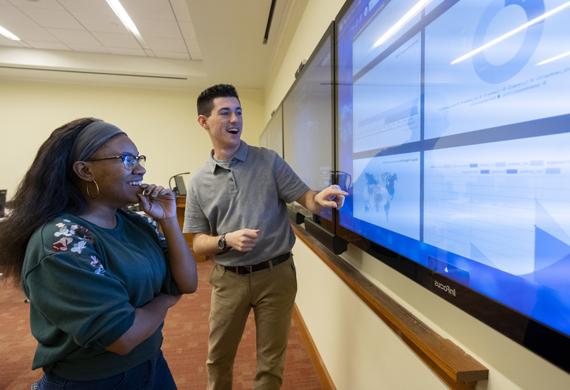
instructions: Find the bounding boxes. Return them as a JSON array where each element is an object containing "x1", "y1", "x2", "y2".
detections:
[
  {"x1": 259, "y1": 105, "x2": 283, "y2": 157},
  {"x1": 336, "y1": 0, "x2": 570, "y2": 371},
  {"x1": 284, "y1": 25, "x2": 335, "y2": 222}
]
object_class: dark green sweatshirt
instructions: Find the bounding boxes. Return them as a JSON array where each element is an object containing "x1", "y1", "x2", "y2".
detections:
[{"x1": 22, "y1": 210, "x2": 179, "y2": 380}]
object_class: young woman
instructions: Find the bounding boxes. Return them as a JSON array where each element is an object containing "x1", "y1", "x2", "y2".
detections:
[{"x1": 0, "y1": 118, "x2": 197, "y2": 389}]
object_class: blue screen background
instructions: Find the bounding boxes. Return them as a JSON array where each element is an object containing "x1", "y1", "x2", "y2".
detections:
[{"x1": 337, "y1": 0, "x2": 570, "y2": 336}]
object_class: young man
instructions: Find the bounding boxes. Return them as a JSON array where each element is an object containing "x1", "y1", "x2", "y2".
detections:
[{"x1": 183, "y1": 84, "x2": 345, "y2": 390}]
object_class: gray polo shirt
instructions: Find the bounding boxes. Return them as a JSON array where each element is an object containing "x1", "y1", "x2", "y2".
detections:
[{"x1": 183, "y1": 141, "x2": 309, "y2": 266}]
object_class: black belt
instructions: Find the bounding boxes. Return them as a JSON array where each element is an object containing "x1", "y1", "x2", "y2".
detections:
[{"x1": 224, "y1": 253, "x2": 291, "y2": 275}]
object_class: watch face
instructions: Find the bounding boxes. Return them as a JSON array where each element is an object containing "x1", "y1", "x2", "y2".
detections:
[{"x1": 218, "y1": 236, "x2": 226, "y2": 250}]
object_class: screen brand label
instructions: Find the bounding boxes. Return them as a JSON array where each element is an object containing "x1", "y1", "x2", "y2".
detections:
[{"x1": 434, "y1": 280, "x2": 456, "y2": 297}]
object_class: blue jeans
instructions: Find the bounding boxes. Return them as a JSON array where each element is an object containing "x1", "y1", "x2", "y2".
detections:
[{"x1": 32, "y1": 350, "x2": 176, "y2": 390}]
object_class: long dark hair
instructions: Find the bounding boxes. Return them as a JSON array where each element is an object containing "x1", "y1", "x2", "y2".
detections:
[{"x1": 0, "y1": 118, "x2": 98, "y2": 283}]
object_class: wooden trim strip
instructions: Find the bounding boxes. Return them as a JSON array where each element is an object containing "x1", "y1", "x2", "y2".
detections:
[
  {"x1": 175, "y1": 196, "x2": 208, "y2": 262},
  {"x1": 292, "y1": 305, "x2": 336, "y2": 390},
  {"x1": 293, "y1": 224, "x2": 488, "y2": 389}
]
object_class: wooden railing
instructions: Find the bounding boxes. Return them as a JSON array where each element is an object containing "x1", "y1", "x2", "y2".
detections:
[
  {"x1": 292, "y1": 224, "x2": 488, "y2": 390},
  {"x1": 175, "y1": 196, "x2": 207, "y2": 262}
]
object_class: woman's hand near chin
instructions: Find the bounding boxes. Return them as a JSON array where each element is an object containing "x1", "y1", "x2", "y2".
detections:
[
  {"x1": 138, "y1": 184, "x2": 198, "y2": 294},
  {"x1": 137, "y1": 184, "x2": 176, "y2": 221}
]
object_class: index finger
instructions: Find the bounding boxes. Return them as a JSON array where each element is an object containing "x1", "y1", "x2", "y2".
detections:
[
  {"x1": 242, "y1": 228, "x2": 261, "y2": 238},
  {"x1": 327, "y1": 186, "x2": 348, "y2": 196}
]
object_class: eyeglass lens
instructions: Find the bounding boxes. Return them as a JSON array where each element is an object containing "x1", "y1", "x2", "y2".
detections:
[{"x1": 123, "y1": 155, "x2": 145, "y2": 169}]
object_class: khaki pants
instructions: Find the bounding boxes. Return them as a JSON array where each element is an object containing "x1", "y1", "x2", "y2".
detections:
[{"x1": 207, "y1": 256, "x2": 297, "y2": 390}]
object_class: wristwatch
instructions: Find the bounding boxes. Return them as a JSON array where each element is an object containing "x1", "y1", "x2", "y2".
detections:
[{"x1": 217, "y1": 233, "x2": 227, "y2": 251}]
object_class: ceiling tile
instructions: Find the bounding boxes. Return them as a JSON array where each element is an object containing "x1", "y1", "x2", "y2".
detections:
[
  {"x1": 1, "y1": 0, "x2": 300, "y2": 88},
  {"x1": 106, "y1": 47, "x2": 146, "y2": 57},
  {"x1": 58, "y1": 0, "x2": 125, "y2": 33},
  {"x1": 15, "y1": 8, "x2": 83, "y2": 29},
  {"x1": 8, "y1": 0, "x2": 80, "y2": 49},
  {"x1": 144, "y1": 36, "x2": 186, "y2": 52},
  {"x1": 7, "y1": 0, "x2": 63, "y2": 12},
  {"x1": 122, "y1": 0, "x2": 174, "y2": 22},
  {"x1": 92, "y1": 31, "x2": 140, "y2": 49},
  {"x1": 25, "y1": 40, "x2": 69, "y2": 50},
  {"x1": 47, "y1": 28, "x2": 102, "y2": 48},
  {"x1": 0, "y1": 3, "x2": 54, "y2": 41},
  {"x1": 0, "y1": 35, "x2": 24, "y2": 47},
  {"x1": 169, "y1": 0, "x2": 191, "y2": 23},
  {"x1": 65, "y1": 44, "x2": 109, "y2": 53},
  {"x1": 177, "y1": 21, "x2": 202, "y2": 60},
  {"x1": 151, "y1": 50, "x2": 189, "y2": 60},
  {"x1": 137, "y1": 19, "x2": 181, "y2": 38}
]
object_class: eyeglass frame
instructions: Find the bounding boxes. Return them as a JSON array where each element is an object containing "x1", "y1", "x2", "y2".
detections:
[{"x1": 87, "y1": 153, "x2": 146, "y2": 170}]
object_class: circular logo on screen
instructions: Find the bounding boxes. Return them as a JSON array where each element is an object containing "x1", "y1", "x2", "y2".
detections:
[{"x1": 473, "y1": 0, "x2": 545, "y2": 84}]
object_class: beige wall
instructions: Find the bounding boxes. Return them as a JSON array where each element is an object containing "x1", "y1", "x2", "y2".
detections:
[
  {"x1": 0, "y1": 80, "x2": 264, "y2": 198},
  {"x1": 266, "y1": 1, "x2": 570, "y2": 389},
  {"x1": 265, "y1": 0, "x2": 343, "y2": 120}
]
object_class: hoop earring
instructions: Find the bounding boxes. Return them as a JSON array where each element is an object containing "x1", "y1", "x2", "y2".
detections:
[{"x1": 86, "y1": 180, "x2": 100, "y2": 199}]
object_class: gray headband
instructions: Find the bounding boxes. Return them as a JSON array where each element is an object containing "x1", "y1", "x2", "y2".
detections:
[{"x1": 71, "y1": 120, "x2": 126, "y2": 162}]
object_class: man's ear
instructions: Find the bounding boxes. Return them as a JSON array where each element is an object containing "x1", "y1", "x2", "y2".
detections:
[
  {"x1": 197, "y1": 115, "x2": 209, "y2": 130},
  {"x1": 72, "y1": 161, "x2": 95, "y2": 182}
]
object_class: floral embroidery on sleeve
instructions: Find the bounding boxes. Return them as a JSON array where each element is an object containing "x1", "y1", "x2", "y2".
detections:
[
  {"x1": 52, "y1": 237, "x2": 73, "y2": 252},
  {"x1": 51, "y1": 219, "x2": 104, "y2": 274},
  {"x1": 54, "y1": 222, "x2": 75, "y2": 238},
  {"x1": 90, "y1": 256, "x2": 106, "y2": 275},
  {"x1": 52, "y1": 220, "x2": 94, "y2": 250},
  {"x1": 71, "y1": 241, "x2": 87, "y2": 254}
]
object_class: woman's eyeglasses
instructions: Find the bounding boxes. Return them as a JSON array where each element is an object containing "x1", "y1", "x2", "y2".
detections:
[{"x1": 88, "y1": 153, "x2": 146, "y2": 170}]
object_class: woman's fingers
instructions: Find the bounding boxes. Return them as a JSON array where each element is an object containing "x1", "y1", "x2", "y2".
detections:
[{"x1": 140, "y1": 184, "x2": 172, "y2": 198}]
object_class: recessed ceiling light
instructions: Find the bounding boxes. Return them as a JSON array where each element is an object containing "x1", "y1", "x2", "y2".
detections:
[
  {"x1": 105, "y1": 0, "x2": 143, "y2": 41},
  {"x1": 0, "y1": 25, "x2": 20, "y2": 41}
]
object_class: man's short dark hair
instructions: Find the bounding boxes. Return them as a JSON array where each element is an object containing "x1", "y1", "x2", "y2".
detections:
[{"x1": 197, "y1": 84, "x2": 240, "y2": 117}]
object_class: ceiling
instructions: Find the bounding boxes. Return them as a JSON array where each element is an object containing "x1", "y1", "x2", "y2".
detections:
[{"x1": 0, "y1": 0, "x2": 307, "y2": 89}]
